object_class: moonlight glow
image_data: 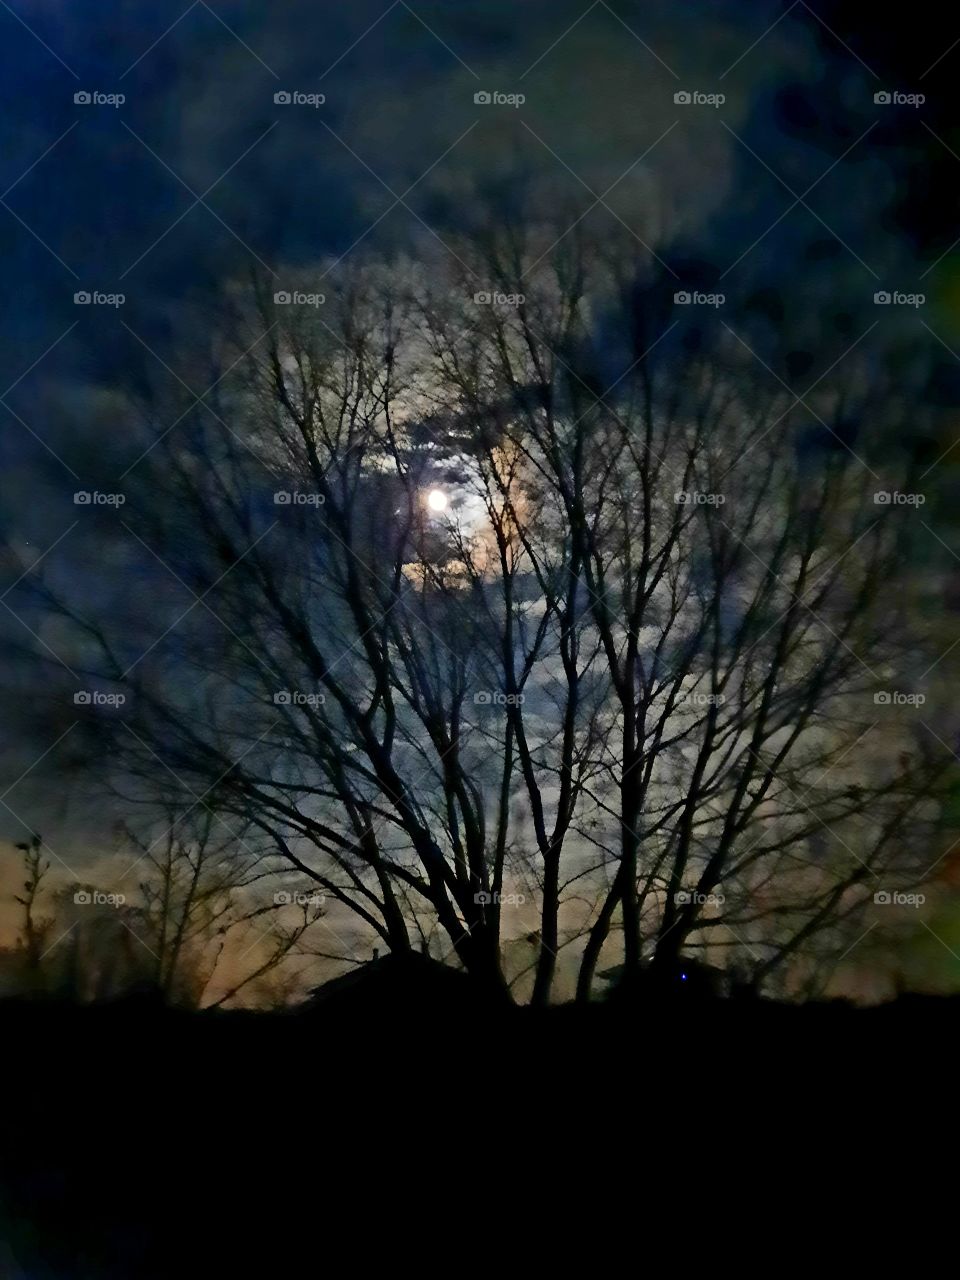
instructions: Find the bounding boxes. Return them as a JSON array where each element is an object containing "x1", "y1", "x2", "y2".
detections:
[{"x1": 426, "y1": 489, "x2": 448, "y2": 512}]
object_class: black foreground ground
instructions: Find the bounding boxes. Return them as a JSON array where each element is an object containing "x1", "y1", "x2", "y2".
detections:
[{"x1": 1, "y1": 960, "x2": 952, "y2": 1276}]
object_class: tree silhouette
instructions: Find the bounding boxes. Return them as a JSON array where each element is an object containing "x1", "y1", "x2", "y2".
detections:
[{"x1": 20, "y1": 226, "x2": 953, "y2": 1003}]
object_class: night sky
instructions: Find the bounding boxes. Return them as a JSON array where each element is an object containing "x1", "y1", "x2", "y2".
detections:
[{"x1": 1, "y1": 1, "x2": 959, "y2": 995}]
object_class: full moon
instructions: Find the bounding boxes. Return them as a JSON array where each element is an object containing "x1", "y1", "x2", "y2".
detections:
[{"x1": 426, "y1": 489, "x2": 448, "y2": 512}]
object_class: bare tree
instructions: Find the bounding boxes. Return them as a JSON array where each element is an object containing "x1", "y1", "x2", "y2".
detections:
[
  {"x1": 119, "y1": 805, "x2": 324, "y2": 1007},
  {"x1": 17, "y1": 226, "x2": 951, "y2": 1004},
  {"x1": 12, "y1": 833, "x2": 52, "y2": 985},
  {"x1": 419, "y1": 222, "x2": 951, "y2": 998}
]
